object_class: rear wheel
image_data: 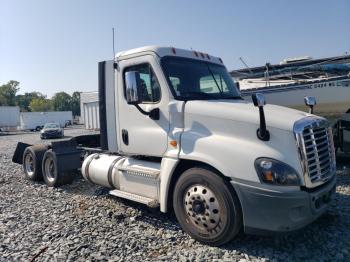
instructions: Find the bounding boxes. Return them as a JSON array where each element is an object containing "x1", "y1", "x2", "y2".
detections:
[
  {"x1": 22, "y1": 145, "x2": 48, "y2": 181},
  {"x1": 42, "y1": 149, "x2": 73, "y2": 187},
  {"x1": 173, "y1": 167, "x2": 242, "y2": 246}
]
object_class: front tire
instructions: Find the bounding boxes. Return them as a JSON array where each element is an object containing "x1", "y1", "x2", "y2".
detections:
[{"x1": 173, "y1": 167, "x2": 242, "y2": 246}]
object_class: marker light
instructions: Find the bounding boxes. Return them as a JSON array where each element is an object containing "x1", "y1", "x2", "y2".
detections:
[
  {"x1": 262, "y1": 171, "x2": 274, "y2": 182},
  {"x1": 170, "y1": 140, "x2": 177, "y2": 147}
]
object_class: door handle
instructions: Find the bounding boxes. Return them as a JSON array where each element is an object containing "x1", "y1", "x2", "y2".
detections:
[{"x1": 122, "y1": 129, "x2": 129, "y2": 145}]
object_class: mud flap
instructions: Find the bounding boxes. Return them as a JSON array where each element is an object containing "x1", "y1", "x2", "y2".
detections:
[
  {"x1": 51, "y1": 139, "x2": 83, "y2": 173},
  {"x1": 12, "y1": 142, "x2": 32, "y2": 164}
]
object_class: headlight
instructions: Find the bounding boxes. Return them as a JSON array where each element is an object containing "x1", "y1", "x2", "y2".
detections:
[{"x1": 254, "y1": 158, "x2": 301, "y2": 186}]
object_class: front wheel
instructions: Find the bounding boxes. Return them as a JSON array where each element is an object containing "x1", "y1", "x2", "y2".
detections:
[{"x1": 173, "y1": 167, "x2": 242, "y2": 246}]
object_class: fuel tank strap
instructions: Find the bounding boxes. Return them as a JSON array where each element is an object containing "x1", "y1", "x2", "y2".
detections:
[
  {"x1": 84, "y1": 153, "x2": 98, "y2": 183},
  {"x1": 107, "y1": 156, "x2": 123, "y2": 189}
]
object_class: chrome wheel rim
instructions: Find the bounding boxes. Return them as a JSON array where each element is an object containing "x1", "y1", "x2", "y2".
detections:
[
  {"x1": 44, "y1": 156, "x2": 55, "y2": 182},
  {"x1": 24, "y1": 153, "x2": 35, "y2": 177},
  {"x1": 184, "y1": 185, "x2": 221, "y2": 233}
]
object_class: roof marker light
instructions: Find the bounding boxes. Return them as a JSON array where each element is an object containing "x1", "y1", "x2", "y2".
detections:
[{"x1": 172, "y1": 47, "x2": 176, "y2": 54}]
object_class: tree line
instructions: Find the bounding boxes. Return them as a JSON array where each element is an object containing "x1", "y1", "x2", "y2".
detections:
[{"x1": 0, "y1": 80, "x2": 80, "y2": 116}]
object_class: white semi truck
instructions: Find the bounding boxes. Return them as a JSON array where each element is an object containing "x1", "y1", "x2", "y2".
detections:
[{"x1": 12, "y1": 46, "x2": 337, "y2": 246}]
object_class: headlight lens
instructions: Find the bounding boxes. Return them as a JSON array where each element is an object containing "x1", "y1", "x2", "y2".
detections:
[{"x1": 254, "y1": 158, "x2": 301, "y2": 186}]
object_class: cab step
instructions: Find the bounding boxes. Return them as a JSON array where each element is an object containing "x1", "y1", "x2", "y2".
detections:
[{"x1": 109, "y1": 189, "x2": 159, "y2": 208}]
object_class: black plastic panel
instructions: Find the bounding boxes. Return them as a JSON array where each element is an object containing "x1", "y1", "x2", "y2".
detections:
[{"x1": 98, "y1": 61, "x2": 108, "y2": 150}]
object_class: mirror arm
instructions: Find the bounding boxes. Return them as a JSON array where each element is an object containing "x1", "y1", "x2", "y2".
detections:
[
  {"x1": 135, "y1": 104, "x2": 149, "y2": 115},
  {"x1": 257, "y1": 106, "x2": 270, "y2": 141},
  {"x1": 134, "y1": 105, "x2": 160, "y2": 120},
  {"x1": 252, "y1": 93, "x2": 270, "y2": 141},
  {"x1": 308, "y1": 105, "x2": 314, "y2": 114}
]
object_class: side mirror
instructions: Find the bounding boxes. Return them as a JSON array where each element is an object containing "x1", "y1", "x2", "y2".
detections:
[
  {"x1": 252, "y1": 93, "x2": 266, "y2": 107},
  {"x1": 125, "y1": 71, "x2": 142, "y2": 104},
  {"x1": 125, "y1": 71, "x2": 160, "y2": 121},
  {"x1": 251, "y1": 93, "x2": 270, "y2": 141},
  {"x1": 304, "y1": 96, "x2": 316, "y2": 114}
]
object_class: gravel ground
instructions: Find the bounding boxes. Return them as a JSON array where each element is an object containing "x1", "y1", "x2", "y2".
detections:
[{"x1": 0, "y1": 126, "x2": 349, "y2": 262}]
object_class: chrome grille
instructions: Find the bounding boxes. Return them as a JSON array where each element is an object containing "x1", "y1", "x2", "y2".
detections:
[
  {"x1": 303, "y1": 127, "x2": 332, "y2": 182},
  {"x1": 294, "y1": 117, "x2": 336, "y2": 188}
]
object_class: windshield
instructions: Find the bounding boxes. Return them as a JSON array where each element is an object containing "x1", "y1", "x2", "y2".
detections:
[
  {"x1": 44, "y1": 123, "x2": 59, "y2": 128},
  {"x1": 161, "y1": 57, "x2": 241, "y2": 100}
]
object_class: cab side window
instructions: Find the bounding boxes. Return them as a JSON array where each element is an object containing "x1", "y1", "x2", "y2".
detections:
[{"x1": 124, "y1": 64, "x2": 161, "y2": 103}]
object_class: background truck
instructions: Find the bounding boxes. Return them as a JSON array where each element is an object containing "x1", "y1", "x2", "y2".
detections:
[
  {"x1": 12, "y1": 46, "x2": 337, "y2": 246},
  {"x1": 19, "y1": 111, "x2": 73, "y2": 131},
  {"x1": 0, "y1": 106, "x2": 20, "y2": 131}
]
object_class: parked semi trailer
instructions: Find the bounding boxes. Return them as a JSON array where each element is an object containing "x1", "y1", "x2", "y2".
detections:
[
  {"x1": 19, "y1": 111, "x2": 73, "y2": 131},
  {"x1": 12, "y1": 46, "x2": 337, "y2": 246},
  {"x1": 0, "y1": 106, "x2": 20, "y2": 131},
  {"x1": 231, "y1": 55, "x2": 350, "y2": 155}
]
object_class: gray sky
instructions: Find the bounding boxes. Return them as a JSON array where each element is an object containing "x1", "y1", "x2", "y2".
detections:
[{"x1": 1, "y1": 0, "x2": 349, "y2": 97}]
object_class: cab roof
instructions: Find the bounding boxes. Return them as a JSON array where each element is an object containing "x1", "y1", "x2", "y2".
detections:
[{"x1": 116, "y1": 45, "x2": 224, "y2": 65}]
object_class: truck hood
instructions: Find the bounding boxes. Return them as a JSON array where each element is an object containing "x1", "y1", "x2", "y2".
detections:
[{"x1": 184, "y1": 99, "x2": 313, "y2": 131}]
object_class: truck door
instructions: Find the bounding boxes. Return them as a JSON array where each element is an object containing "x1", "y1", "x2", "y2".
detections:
[{"x1": 117, "y1": 55, "x2": 170, "y2": 156}]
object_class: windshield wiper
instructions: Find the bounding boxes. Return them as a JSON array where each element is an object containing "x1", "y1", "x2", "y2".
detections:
[{"x1": 206, "y1": 64, "x2": 224, "y2": 95}]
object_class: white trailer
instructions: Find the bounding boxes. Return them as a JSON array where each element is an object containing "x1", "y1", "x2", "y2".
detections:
[
  {"x1": 80, "y1": 91, "x2": 100, "y2": 129},
  {"x1": 19, "y1": 111, "x2": 73, "y2": 131},
  {"x1": 231, "y1": 55, "x2": 350, "y2": 154},
  {"x1": 0, "y1": 106, "x2": 20, "y2": 130}
]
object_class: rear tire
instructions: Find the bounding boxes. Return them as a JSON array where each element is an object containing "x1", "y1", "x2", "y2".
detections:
[
  {"x1": 42, "y1": 149, "x2": 74, "y2": 187},
  {"x1": 22, "y1": 145, "x2": 48, "y2": 181},
  {"x1": 173, "y1": 167, "x2": 242, "y2": 246}
]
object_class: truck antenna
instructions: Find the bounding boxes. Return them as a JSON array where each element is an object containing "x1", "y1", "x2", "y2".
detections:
[
  {"x1": 112, "y1": 27, "x2": 116, "y2": 61},
  {"x1": 239, "y1": 57, "x2": 253, "y2": 74}
]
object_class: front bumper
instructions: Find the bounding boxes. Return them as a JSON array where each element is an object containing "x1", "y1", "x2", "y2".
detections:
[{"x1": 231, "y1": 175, "x2": 336, "y2": 235}]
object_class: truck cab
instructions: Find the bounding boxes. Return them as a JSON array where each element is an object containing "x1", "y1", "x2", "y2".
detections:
[{"x1": 15, "y1": 46, "x2": 337, "y2": 246}]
